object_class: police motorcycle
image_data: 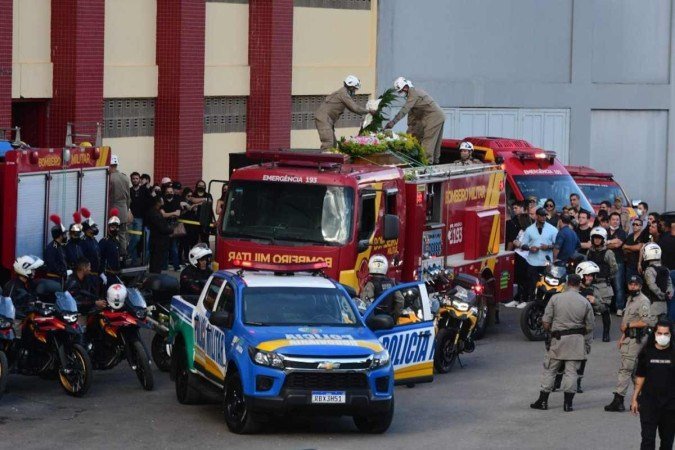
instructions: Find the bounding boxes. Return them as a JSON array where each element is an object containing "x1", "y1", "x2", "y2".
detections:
[
  {"x1": 5, "y1": 281, "x2": 92, "y2": 397},
  {"x1": 138, "y1": 274, "x2": 180, "y2": 372},
  {"x1": 519, "y1": 256, "x2": 583, "y2": 341},
  {"x1": 0, "y1": 292, "x2": 14, "y2": 400},
  {"x1": 85, "y1": 284, "x2": 154, "y2": 390},
  {"x1": 433, "y1": 283, "x2": 479, "y2": 373}
]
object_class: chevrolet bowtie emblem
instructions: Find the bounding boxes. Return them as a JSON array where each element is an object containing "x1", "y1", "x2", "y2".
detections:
[{"x1": 317, "y1": 361, "x2": 340, "y2": 370}]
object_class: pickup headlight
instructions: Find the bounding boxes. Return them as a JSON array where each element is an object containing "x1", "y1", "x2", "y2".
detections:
[
  {"x1": 544, "y1": 276, "x2": 560, "y2": 286},
  {"x1": 370, "y1": 350, "x2": 390, "y2": 369},
  {"x1": 452, "y1": 300, "x2": 470, "y2": 312},
  {"x1": 249, "y1": 348, "x2": 285, "y2": 369}
]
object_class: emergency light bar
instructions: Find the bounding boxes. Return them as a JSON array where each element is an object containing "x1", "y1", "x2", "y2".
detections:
[
  {"x1": 231, "y1": 259, "x2": 328, "y2": 273},
  {"x1": 513, "y1": 150, "x2": 556, "y2": 162},
  {"x1": 566, "y1": 165, "x2": 614, "y2": 179},
  {"x1": 247, "y1": 149, "x2": 348, "y2": 166}
]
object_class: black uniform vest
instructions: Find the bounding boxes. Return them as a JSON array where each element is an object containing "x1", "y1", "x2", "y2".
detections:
[{"x1": 588, "y1": 249, "x2": 610, "y2": 279}]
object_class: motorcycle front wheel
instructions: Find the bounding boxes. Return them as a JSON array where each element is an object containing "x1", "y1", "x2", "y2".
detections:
[
  {"x1": 520, "y1": 302, "x2": 547, "y2": 341},
  {"x1": 434, "y1": 328, "x2": 459, "y2": 373},
  {"x1": 59, "y1": 344, "x2": 93, "y2": 397},
  {"x1": 151, "y1": 333, "x2": 171, "y2": 373},
  {"x1": 0, "y1": 350, "x2": 8, "y2": 400},
  {"x1": 131, "y1": 340, "x2": 154, "y2": 391}
]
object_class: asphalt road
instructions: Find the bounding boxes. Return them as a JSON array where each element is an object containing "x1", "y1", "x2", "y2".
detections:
[{"x1": 0, "y1": 308, "x2": 644, "y2": 450}]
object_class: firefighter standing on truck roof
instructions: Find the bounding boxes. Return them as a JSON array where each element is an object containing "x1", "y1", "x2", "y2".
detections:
[
  {"x1": 314, "y1": 75, "x2": 372, "y2": 151},
  {"x1": 108, "y1": 154, "x2": 131, "y2": 261},
  {"x1": 453, "y1": 141, "x2": 482, "y2": 165},
  {"x1": 586, "y1": 226, "x2": 617, "y2": 342},
  {"x1": 642, "y1": 243, "x2": 674, "y2": 321},
  {"x1": 64, "y1": 212, "x2": 85, "y2": 269},
  {"x1": 45, "y1": 214, "x2": 69, "y2": 285},
  {"x1": 530, "y1": 274, "x2": 594, "y2": 413},
  {"x1": 361, "y1": 255, "x2": 403, "y2": 322},
  {"x1": 386, "y1": 77, "x2": 445, "y2": 164},
  {"x1": 604, "y1": 275, "x2": 656, "y2": 412}
]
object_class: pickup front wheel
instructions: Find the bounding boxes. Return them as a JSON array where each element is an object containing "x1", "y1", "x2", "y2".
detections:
[{"x1": 223, "y1": 371, "x2": 259, "y2": 434}]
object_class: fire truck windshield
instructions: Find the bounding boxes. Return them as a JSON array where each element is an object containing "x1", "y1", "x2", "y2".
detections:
[
  {"x1": 221, "y1": 181, "x2": 354, "y2": 246},
  {"x1": 577, "y1": 184, "x2": 628, "y2": 207},
  {"x1": 513, "y1": 175, "x2": 593, "y2": 212}
]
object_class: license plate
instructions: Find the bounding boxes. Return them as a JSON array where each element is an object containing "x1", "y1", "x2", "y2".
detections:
[{"x1": 311, "y1": 391, "x2": 346, "y2": 404}]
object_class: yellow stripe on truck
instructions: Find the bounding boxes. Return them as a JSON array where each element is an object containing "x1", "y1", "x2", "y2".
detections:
[
  {"x1": 394, "y1": 361, "x2": 434, "y2": 380},
  {"x1": 257, "y1": 339, "x2": 384, "y2": 353}
]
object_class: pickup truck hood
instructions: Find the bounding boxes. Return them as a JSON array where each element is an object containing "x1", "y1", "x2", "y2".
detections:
[{"x1": 246, "y1": 325, "x2": 383, "y2": 356}]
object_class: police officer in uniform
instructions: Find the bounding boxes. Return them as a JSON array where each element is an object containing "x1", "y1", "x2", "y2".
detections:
[
  {"x1": 605, "y1": 275, "x2": 657, "y2": 412},
  {"x1": 314, "y1": 75, "x2": 371, "y2": 151},
  {"x1": 642, "y1": 243, "x2": 674, "y2": 321},
  {"x1": 44, "y1": 214, "x2": 68, "y2": 285},
  {"x1": 530, "y1": 274, "x2": 594, "y2": 412},
  {"x1": 630, "y1": 319, "x2": 675, "y2": 449},
  {"x1": 3, "y1": 255, "x2": 43, "y2": 315},
  {"x1": 572, "y1": 261, "x2": 603, "y2": 393},
  {"x1": 79, "y1": 207, "x2": 101, "y2": 275},
  {"x1": 180, "y1": 244, "x2": 213, "y2": 296},
  {"x1": 386, "y1": 77, "x2": 446, "y2": 164},
  {"x1": 453, "y1": 141, "x2": 482, "y2": 165},
  {"x1": 587, "y1": 226, "x2": 618, "y2": 341},
  {"x1": 64, "y1": 211, "x2": 85, "y2": 269},
  {"x1": 361, "y1": 255, "x2": 404, "y2": 322},
  {"x1": 99, "y1": 209, "x2": 123, "y2": 286}
]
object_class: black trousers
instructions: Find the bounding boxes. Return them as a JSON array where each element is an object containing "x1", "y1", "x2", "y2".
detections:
[
  {"x1": 149, "y1": 240, "x2": 169, "y2": 274},
  {"x1": 525, "y1": 264, "x2": 546, "y2": 302},
  {"x1": 639, "y1": 399, "x2": 675, "y2": 450}
]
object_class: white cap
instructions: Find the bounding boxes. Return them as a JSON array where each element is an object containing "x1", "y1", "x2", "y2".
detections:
[{"x1": 110, "y1": 154, "x2": 119, "y2": 165}]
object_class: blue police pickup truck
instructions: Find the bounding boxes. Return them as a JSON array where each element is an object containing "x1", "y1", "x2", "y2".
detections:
[{"x1": 168, "y1": 263, "x2": 437, "y2": 434}]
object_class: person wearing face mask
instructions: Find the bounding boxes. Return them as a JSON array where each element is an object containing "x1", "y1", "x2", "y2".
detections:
[
  {"x1": 146, "y1": 196, "x2": 173, "y2": 274},
  {"x1": 107, "y1": 155, "x2": 131, "y2": 260},
  {"x1": 98, "y1": 209, "x2": 123, "y2": 286},
  {"x1": 631, "y1": 319, "x2": 675, "y2": 449},
  {"x1": 160, "y1": 185, "x2": 182, "y2": 271},
  {"x1": 129, "y1": 171, "x2": 150, "y2": 266},
  {"x1": 180, "y1": 244, "x2": 213, "y2": 296},
  {"x1": 79, "y1": 208, "x2": 101, "y2": 275},
  {"x1": 44, "y1": 214, "x2": 69, "y2": 285},
  {"x1": 605, "y1": 275, "x2": 656, "y2": 413},
  {"x1": 637, "y1": 202, "x2": 650, "y2": 231},
  {"x1": 386, "y1": 77, "x2": 445, "y2": 164},
  {"x1": 191, "y1": 179, "x2": 214, "y2": 244},
  {"x1": 64, "y1": 211, "x2": 85, "y2": 269}
]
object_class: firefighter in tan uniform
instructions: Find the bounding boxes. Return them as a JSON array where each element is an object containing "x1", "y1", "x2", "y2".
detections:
[
  {"x1": 314, "y1": 75, "x2": 370, "y2": 151},
  {"x1": 386, "y1": 77, "x2": 446, "y2": 164},
  {"x1": 453, "y1": 142, "x2": 482, "y2": 165},
  {"x1": 108, "y1": 154, "x2": 131, "y2": 259},
  {"x1": 604, "y1": 275, "x2": 656, "y2": 412},
  {"x1": 530, "y1": 274, "x2": 594, "y2": 412}
]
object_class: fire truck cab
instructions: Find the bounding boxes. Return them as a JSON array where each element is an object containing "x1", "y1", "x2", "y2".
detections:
[
  {"x1": 217, "y1": 150, "x2": 514, "y2": 316},
  {"x1": 441, "y1": 137, "x2": 593, "y2": 213},
  {"x1": 566, "y1": 165, "x2": 636, "y2": 217}
]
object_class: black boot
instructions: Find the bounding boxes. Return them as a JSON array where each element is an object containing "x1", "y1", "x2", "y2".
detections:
[
  {"x1": 602, "y1": 311, "x2": 611, "y2": 342},
  {"x1": 530, "y1": 391, "x2": 549, "y2": 410},
  {"x1": 495, "y1": 308, "x2": 500, "y2": 324},
  {"x1": 576, "y1": 377, "x2": 583, "y2": 394},
  {"x1": 552, "y1": 373, "x2": 563, "y2": 391},
  {"x1": 604, "y1": 393, "x2": 625, "y2": 412},
  {"x1": 563, "y1": 392, "x2": 575, "y2": 412},
  {"x1": 576, "y1": 361, "x2": 586, "y2": 393}
]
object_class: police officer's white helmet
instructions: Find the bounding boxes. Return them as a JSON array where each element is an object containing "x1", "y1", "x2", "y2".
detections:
[
  {"x1": 106, "y1": 283, "x2": 128, "y2": 310},
  {"x1": 642, "y1": 242, "x2": 662, "y2": 262},
  {"x1": 575, "y1": 261, "x2": 600, "y2": 277},
  {"x1": 13, "y1": 255, "x2": 44, "y2": 277},
  {"x1": 189, "y1": 243, "x2": 212, "y2": 268},
  {"x1": 344, "y1": 75, "x2": 361, "y2": 90},
  {"x1": 590, "y1": 226, "x2": 607, "y2": 242},
  {"x1": 393, "y1": 77, "x2": 413, "y2": 92},
  {"x1": 368, "y1": 255, "x2": 389, "y2": 275},
  {"x1": 110, "y1": 154, "x2": 119, "y2": 166}
]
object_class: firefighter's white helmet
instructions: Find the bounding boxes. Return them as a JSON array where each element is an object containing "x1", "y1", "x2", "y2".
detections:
[
  {"x1": 459, "y1": 141, "x2": 474, "y2": 152},
  {"x1": 110, "y1": 154, "x2": 119, "y2": 165},
  {"x1": 368, "y1": 255, "x2": 389, "y2": 275},
  {"x1": 189, "y1": 244, "x2": 212, "y2": 267},
  {"x1": 393, "y1": 77, "x2": 413, "y2": 92},
  {"x1": 106, "y1": 284, "x2": 127, "y2": 310},
  {"x1": 344, "y1": 75, "x2": 361, "y2": 90},
  {"x1": 590, "y1": 227, "x2": 607, "y2": 242},
  {"x1": 13, "y1": 255, "x2": 44, "y2": 277},
  {"x1": 642, "y1": 242, "x2": 662, "y2": 262},
  {"x1": 576, "y1": 261, "x2": 600, "y2": 277}
]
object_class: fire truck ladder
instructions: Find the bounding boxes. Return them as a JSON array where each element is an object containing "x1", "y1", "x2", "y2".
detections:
[
  {"x1": 65, "y1": 122, "x2": 102, "y2": 147},
  {"x1": 403, "y1": 163, "x2": 501, "y2": 181}
]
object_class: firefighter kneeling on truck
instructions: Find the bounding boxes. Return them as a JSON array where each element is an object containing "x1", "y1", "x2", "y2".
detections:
[{"x1": 360, "y1": 255, "x2": 403, "y2": 322}]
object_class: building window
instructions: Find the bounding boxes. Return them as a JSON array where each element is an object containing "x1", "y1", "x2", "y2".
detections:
[
  {"x1": 103, "y1": 98, "x2": 155, "y2": 138},
  {"x1": 204, "y1": 97, "x2": 247, "y2": 134},
  {"x1": 291, "y1": 94, "x2": 369, "y2": 130},
  {"x1": 294, "y1": 0, "x2": 371, "y2": 10}
]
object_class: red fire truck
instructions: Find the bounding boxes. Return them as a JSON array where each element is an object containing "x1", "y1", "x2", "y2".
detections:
[
  {"x1": 441, "y1": 137, "x2": 593, "y2": 213},
  {"x1": 0, "y1": 130, "x2": 111, "y2": 284},
  {"x1": 566, "y1": 165, "x2": 636, "y2": 217},
  {"x1": 216, "y1": 150, "x2": 514, "y2": 314}
]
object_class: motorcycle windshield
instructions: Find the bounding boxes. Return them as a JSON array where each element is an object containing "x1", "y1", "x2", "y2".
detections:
[
  {"x1": 55, "y1": 291, "x2": 78, "y2": 314},
  {"x1": 0, "y1": 296, "x2": 16, "y2": 320},
  {"x1": 126, "y1": 288, "x2": 147, "y2": 309},
  {"x1": 548, "y1": 266, "x2": 566, "y2": 279}
]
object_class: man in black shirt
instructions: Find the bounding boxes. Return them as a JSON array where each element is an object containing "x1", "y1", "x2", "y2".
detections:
[
  {"x1": 576, "y1": 210, "x2": 593, "y2": 256},
  {"x1": 625, "y1": 218, "x2": 648, "y2": 281},
  {"x1": 147, "y1": 196, "x2": 174, "y2": 274},
  {"x1": 608, "y1": 212, "x2": 628, "y2": 315},
  {"x1": 504, "y1": 201, "x2": 530, "y2": 307},
  {"x1": 631, "y1": 320, "x2": 675, "y2": 449},
  {"x1": 129, "y1": 172, "x2": 150, "y2": 265},
  {"x1": 161, "y1": 185, "x2": 182, "y2": 271}
]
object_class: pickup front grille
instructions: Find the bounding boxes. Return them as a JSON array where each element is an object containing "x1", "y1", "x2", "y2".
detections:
[{"x1": 284, "y1": 372, "x2": 368, "y2": 390}]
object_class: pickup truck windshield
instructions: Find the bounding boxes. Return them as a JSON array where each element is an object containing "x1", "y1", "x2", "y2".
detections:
[
  {"x1": 577, "y1": 184, "x2": 628, "y2": 207},
  {"x1": 513, "y1": 175, "x2": 593, "y2": 212},
  {"x1": 243, "y1": 287, "x2": 359, "y2": 327},
  {"x1": 221, "y1": 181, "x2": 354, "y2": 246}
]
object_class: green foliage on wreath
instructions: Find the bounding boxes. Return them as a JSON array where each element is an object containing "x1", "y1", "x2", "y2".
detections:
[{"x1": 359, "y1": 88, "x2": 397, "y2": 135}]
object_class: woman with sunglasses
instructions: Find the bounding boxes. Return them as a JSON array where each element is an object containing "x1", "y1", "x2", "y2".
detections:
[{"x1": 544, "y1": 198, "x2": 560, "y2": 227}]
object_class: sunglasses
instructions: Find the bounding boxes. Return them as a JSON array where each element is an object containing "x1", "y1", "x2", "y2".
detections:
[
  {"x1": 545, "y1": 204, "x2": 554, "y2": 208},
  {"x1": 633, "y1": 223, "x2": 642, "y2": 227}
]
